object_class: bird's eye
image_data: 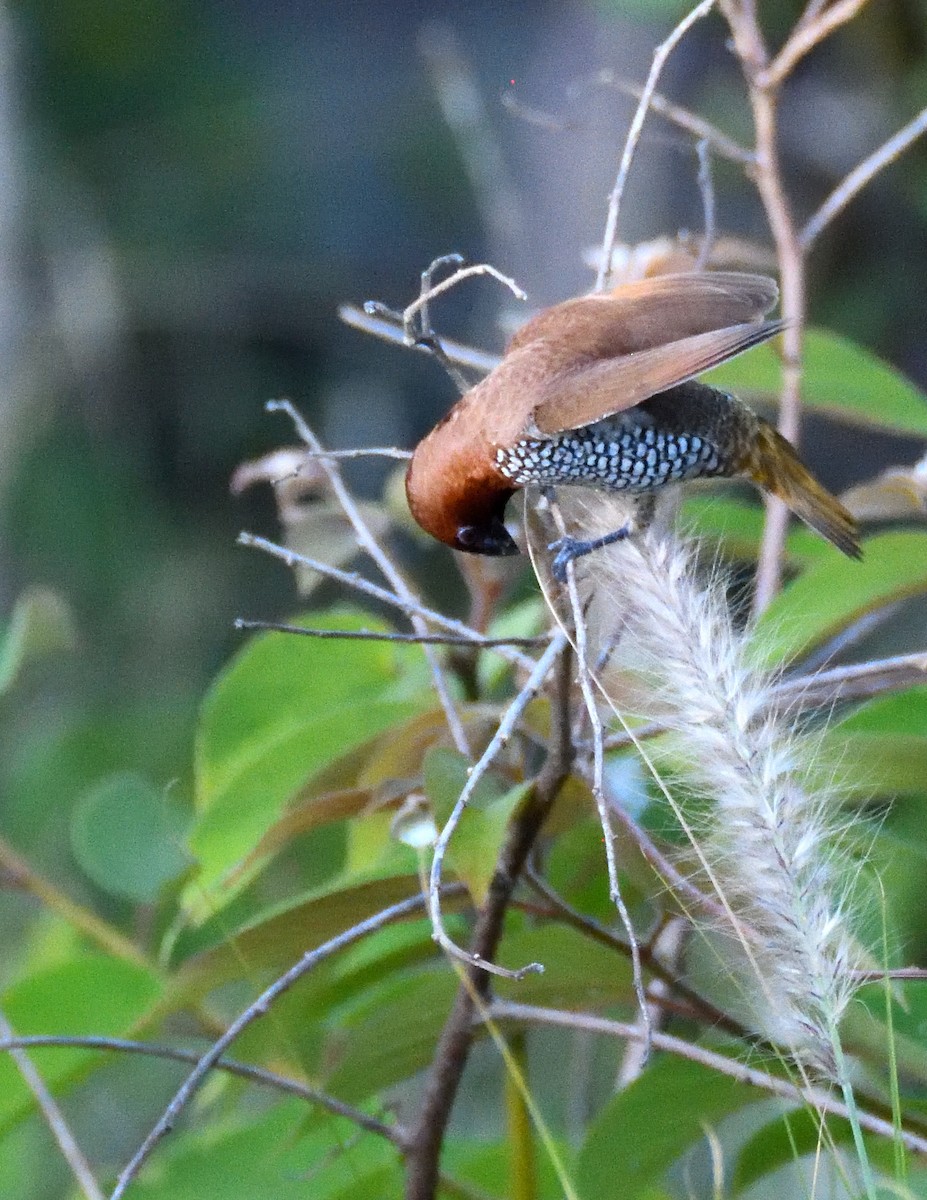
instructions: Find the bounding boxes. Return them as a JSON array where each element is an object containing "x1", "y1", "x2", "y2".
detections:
[{"x1": 456, "y1": 525, "x2": 481, "y2": 549}]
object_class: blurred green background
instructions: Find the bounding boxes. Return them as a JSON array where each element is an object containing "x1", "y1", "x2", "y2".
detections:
[{"x1": 1, "y1": 0, "x2": 925, "y2": 1007}]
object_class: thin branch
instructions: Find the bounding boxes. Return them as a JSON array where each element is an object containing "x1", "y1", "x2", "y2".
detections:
[
  {"x1": 0, "y1": 1034, "x2": 399, "y2": 1146},
  {"x1": 774, "y1": 650, "x2": 927, "y2": 710},
  {"x1": 0, "y1": 836, "x2": 149, "y2": 968},
  {"x1": 399, "y1": 263, "x2": 526, "y2": 337},
  {"x1": 547, "y1": 495, "x2": 650, "y2": 1042},
  {"x1": 0, "y1": 1009, "x2": 104, "y2": 1200},
  {"x1": 339, "y1": 303, "x2": 501, "y2": 375},
  {"x1": 602, "y1": 786, "x2": 732, "y2": 924},
  {"x1": 719, "y1": 0, "x2": 805, "y2": 615},
  {"x1": 303, "y1": 446, "x2": 412, "y2": 461},
  {"x1": 428, "y1": 631, "x2": 568, "y2": 978},
  {"x1": 587, "y1": 71, "x2": 756, "y2": 166},
  {"x1": 761, "y1": 0, "x2": 872, "y2": 89},
  {"x1": 237, "y1": 533, "x2": 534, "y2": 672},
  {"x1": 234, "y1": 619, "x2": 548, "y2": 649},
  {"x1": 801, "y1": 107, "x2": 927, "y2": 249},
  {"x1": 266, "y1": 401, "x2": 472, "y2": 758},
  {"x1": 109, "y1": 891, "x2": 449, "y2": 1198},
  {"x1": 405, "y1": 644, "x2": 575, "y2": 1200},
  {"x1": 488, "y1": 1002, "x2": 927, "y2": 1155},
  {"x1": 524, "y1": 865, "x2": 743, "y2": 1035},
  {"x1": 694, "y1": 138, "x2": 716, "y2": 270},
  {"x1": 595, "y1": 0, "x2": 716, "y2": 291}
]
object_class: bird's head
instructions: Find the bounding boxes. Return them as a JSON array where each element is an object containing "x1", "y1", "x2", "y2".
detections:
[{"x1": 405, "y1": 420, "x2": 518, "y2": 557}]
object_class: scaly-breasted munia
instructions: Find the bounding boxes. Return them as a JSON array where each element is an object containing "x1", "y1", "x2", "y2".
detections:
[{"x1": 405, "y1": 271, "x2": 860, "y2": 573}]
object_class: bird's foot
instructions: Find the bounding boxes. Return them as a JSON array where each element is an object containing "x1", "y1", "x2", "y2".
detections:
[{"x1": 549, "y1": 525, "x2": 631, "y2": 583}]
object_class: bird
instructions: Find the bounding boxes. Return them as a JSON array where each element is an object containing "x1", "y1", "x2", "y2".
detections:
[{"x1": 405, "y1": 271, "x2": 860, "y2": 578}]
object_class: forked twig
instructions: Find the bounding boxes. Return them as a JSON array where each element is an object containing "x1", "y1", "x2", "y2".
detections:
[
  {"x1": 760, "y1": 0, "x2": 872, "y2": 88},
  {"x1": 234, "y1": 618, "x2": 548, "y2": 649},
  {"x1": 237, "y1": 533, "x2": 534, "y2": 671},
  {"x1": 266, "y1": 399, "x2": 472, "y2": 757},
  {"x1": 584, "y1": 71, "x2": 755, "y2": 166},
  {"x1": 400, "y1": 262, "x2": 527, "y2": 334},
  {"x1": 595, "y1": 0, "x2": 716, "y2": 291},
  {"x1": 339, "y1": 303, "x2": 501, "y2": 375},
  {"x1": 487, "y1": 1002, "x2": 927, "y2": 1154},
  {"x1": 109, "y1": 890, "x2": 456, "y2": 1198},
  {"x1": 427, "y1": 631, "x2": 567, "y2": 979}
]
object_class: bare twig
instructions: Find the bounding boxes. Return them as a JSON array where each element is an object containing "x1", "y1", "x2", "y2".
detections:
[
  {"x1": 524, "y1": 865, "x2": 742, "y2": 1034},
  {"x1": 237, "y1": 533, "x2": 534, "y2": 672},
  {"x1": 761, "y1": 0, "x2": 872, "y2": 89},
  {"x1": 587, "y1": 71, "x2": 756, "y2": 166},
  {"x1": 487, "y1": 1002, "x2": 927, "y2": 1155},
  {"x1": 775, "y1": 650, "x2": 927, "y2": 710},
  {"x1": 717, "y1": 0, "x2": 804, "y2": 614},
  {"x1": 266, "y1": 400, "x2": 473, "y2": 757},
  {"x1": 234, "y1": 619, "x2": 548, "y2": 649},
  {"x1": 694, "y1": 138, "x2": 716, "y2": 270},
  {"x1": 559, "y1": 547, "x2": 651, "y2": 1046},
  {"x1": 399, "y1": 263, "x2": 526, "y2": 336},
  {"x1": 406, "y1": 645, "x2": 575, "y2": 1200},
  {"x1": 109, "y1": 890, "x2": 454, "y2": 1198},
  {"x1": 595, "y1": 0, "x2": 716, "y2": 291},
  {"x1": 0, "y1": 1009, "x2": 104, "y2": 1200},
  {"x1": 428, "y1": 631, "x2": 567, "y2": 977},
  {"x1": 303, "y1": 445, "x2": 412, "y2": 461},
  {"x1": 801, "y1": 107, "x2": 927, "y2": 249},
  {"x1": 0, "y1": 1034, "x2": 399, "y2": 1145},
  {"x1": 339, "y1": 303, "x2": 501, "y2": 375}
]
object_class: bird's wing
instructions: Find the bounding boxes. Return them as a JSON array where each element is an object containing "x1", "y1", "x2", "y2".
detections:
[
  {"x1": 507, "y1": 271, "x2": 779, "y2": 359},
  {"x1": 532, "y1": 319, "x2": 783, "y2": 435}
]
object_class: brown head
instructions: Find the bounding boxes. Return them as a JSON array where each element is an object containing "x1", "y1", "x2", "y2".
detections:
[{"x1": 405, "y1": 392, "x2": 519, "y2": 556}]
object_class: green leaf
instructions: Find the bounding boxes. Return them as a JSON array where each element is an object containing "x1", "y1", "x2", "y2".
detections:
[
  {"x1": 705, "y1": 328, "x2": 927, "y2": 437},
  {"x1": 324, "y1": 921, "x2": 634, "y2": 1103},
  {"x1": 815, "y1": 731, "x2": 927, "y2": 798},
  {"x1": 681, "y1": 495, "x2": 833, "y2": 565},
  {"x1": 754, "y1": 531, "x2": 927, "y2": 663},
  {"x1": 576, "y1": 1056, "x2": 757, "y2": 1199},
  {"x1": 128, "y1": 1101, "x2": 399, "y2": 1200},
  {"x1": 186, "y1": 609, "x2": 429, "y2": 915},
  {"x1": 71, "y1": 772, "x2": 191, "y2": 902},
  {"x1": 325, "y1": 967, "x2": 457, "y2": 1101},
  {"x1": 837, "y1": 687, "x2": 927, "y2": 737},
  {"x1": 0, "y1": 587, "x2": 75, "y2": 695},
  {"x1": 169, "y1": 874, "x2": 444, "y2": 994},
  {"x1": 733, "y1": 1109, "x2": 852, "y2": 1192},
  {"x1": 423, "y1": 747, "x2": 529, "y2": 902},
  {"x1": 0, "y1": 956, "x2": 161, "y2": 1130}
]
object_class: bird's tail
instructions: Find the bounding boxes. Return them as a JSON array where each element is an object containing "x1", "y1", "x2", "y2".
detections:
[{"x1": 747, "y1": 420, "x2": 861, "y2": 559}]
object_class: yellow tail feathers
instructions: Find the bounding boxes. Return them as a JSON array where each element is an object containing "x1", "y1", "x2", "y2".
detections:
[{"x1": 748, "y1": 421, "x2": 861, "y2": 559}]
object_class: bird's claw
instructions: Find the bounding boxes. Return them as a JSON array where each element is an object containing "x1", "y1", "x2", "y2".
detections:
[{"x1": 549, "y1": 536, "x2": 585, "y2": 583}]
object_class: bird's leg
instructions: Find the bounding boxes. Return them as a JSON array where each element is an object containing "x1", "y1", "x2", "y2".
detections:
[{"x1": 549, "y1": 524, "x2": 631, "y2": 583}]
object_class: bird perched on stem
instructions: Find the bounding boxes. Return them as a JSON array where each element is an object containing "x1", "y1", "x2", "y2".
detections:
[{"x1": 405, "y1": 271, "x2": 860, "y2": 579}]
